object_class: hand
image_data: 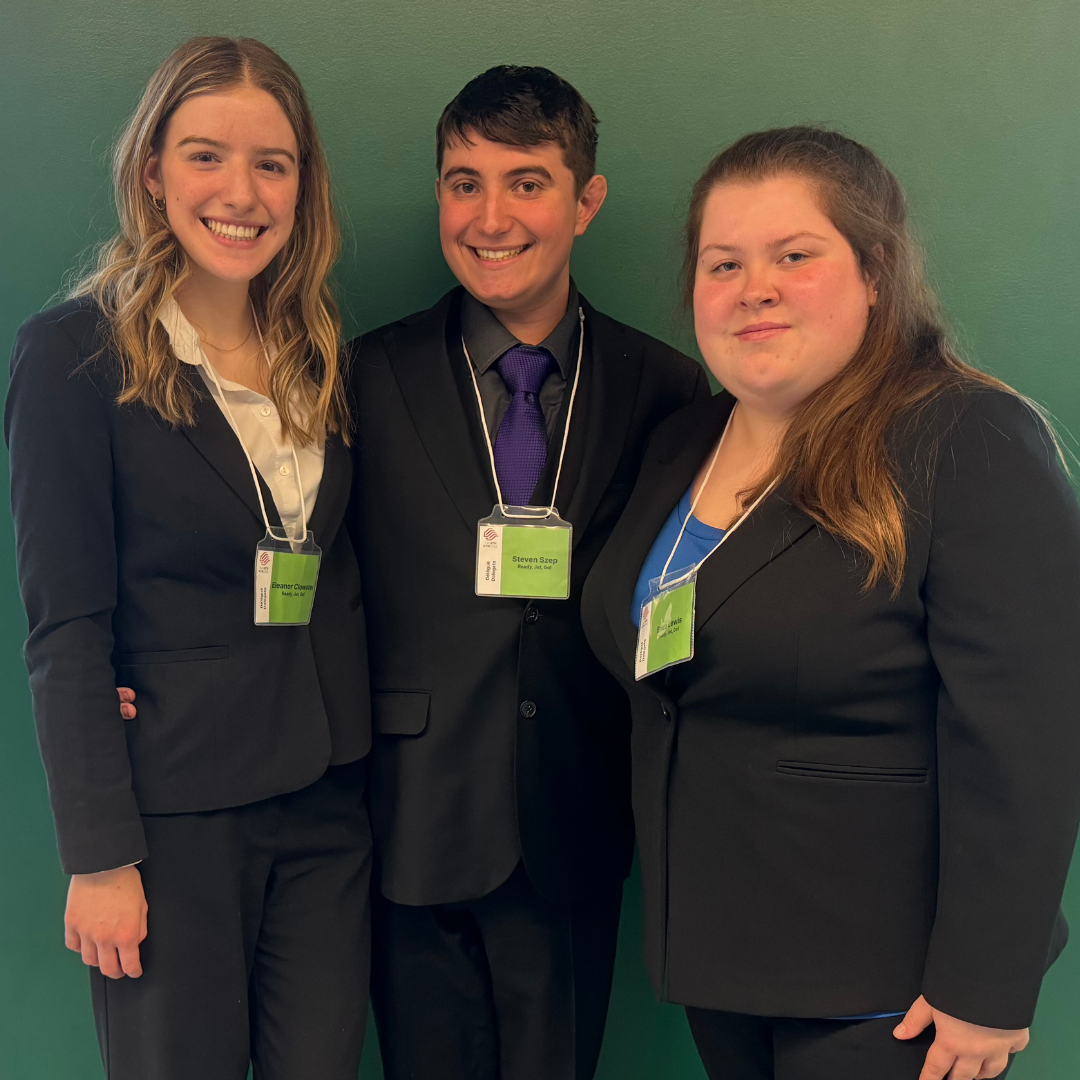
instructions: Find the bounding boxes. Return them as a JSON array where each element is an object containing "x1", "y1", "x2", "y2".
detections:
[
  {"x1": 894, "y1": 995, "x2": 1028, "y2": 1079},
  {"x1": 65, "y1": 866, "x2": 148, "y2": 979}
]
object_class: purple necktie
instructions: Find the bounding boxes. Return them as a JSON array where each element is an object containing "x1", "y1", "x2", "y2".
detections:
[{"x1": 493, "y1": 345, "x2": 554, "y2": 506}]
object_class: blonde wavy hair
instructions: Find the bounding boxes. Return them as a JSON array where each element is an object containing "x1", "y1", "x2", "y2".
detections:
[{"x1": 71, "y1": 36, "x2": 346, "y2": 445}]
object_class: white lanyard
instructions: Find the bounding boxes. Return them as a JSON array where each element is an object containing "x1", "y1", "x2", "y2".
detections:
[
  {"x1": 198, "y1": 303, "x2": 309, "y2": 543},
  {"x1": 462, "y1": 307, "x2": 585, "y2": 519},
  {"x1": 657, "y1": 404, "x2": 778, "y2": 590}
]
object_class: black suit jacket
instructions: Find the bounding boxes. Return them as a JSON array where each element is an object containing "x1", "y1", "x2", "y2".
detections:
[
  {"x1": 348, "y1": 287, "x2": 708, "y2": 907},
  {"x1": 581, "y1": 387, "x2": 1080, "y2": 1029},
  {"x1": 6, "y1": 299, "x2": 371, "y2": 875}
]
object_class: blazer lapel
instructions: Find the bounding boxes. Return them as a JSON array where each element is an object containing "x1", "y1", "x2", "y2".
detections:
[
  {"x1": 557, "y1": 300, "x2": 642, "y2": 546},
  {"x1": 383, "y1": 288, "x2": 495, "y2": 534},
  {"x1": 691, "y1": 484, "x2": 815, "y2": 634},
  {"x1": 180, "y1": 369, "x2": 352, "y2": 542},
  {"x1": 180, "y1": 375, "x2": 281, "y2": 530},
  {"x1": 601, "y1": 392, "x2": 735, "y2": 678}
]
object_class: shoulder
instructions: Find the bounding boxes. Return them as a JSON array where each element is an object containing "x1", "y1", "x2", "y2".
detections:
[
  {"x1": 12, "y1": 297, "x2": 112, "y2": 378},
  {"x1": 899, "y1": 385, "x2": 1062, "y2": 484},
  {"x1": 583, "y1": 301, "x2": 707, "y2": 403},
  {"x1": 346, "y1": 289, "x2": 459, "y2": 363}
]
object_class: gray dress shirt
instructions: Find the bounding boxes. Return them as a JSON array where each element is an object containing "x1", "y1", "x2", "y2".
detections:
[{"x1": 460, "y1": 282, "x2": 582, "y2": 441}]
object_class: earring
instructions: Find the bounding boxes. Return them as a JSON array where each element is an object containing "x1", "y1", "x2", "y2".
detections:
[{"x1": 150, "y1": 194, "x2": 166, "y2": 212}]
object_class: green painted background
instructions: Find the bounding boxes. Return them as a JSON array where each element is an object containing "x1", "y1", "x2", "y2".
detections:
[{"x1": 2, "y1": 1, "x2": 1078, "y2": 1076}]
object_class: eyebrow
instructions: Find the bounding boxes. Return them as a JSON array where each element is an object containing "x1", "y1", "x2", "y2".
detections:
[
  {"x1": 176, "y1": 136, "x2": 296, "y2": 164},
  {"x1": 441, "y1": 164, "x2": 555, "y2": 182},
  {"x1": 700, "y1": 231, "x2": 830, "y2": 256}
]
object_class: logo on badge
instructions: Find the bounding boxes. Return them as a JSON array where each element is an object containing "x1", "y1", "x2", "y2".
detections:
[
  {"x1": 483, "y1": 528, "x2": 498, "y2": 542},
  {"x1": 259, "y1": 551, "x2": 272, "y2": 566}
]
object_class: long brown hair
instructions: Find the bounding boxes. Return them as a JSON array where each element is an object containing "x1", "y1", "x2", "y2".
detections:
[
  {"x1": 683, "y1": 126, "x2": 1016, "y2": 594},
  {"x1": 71, "y1": 36, "x2": 346, "y2": 445}
]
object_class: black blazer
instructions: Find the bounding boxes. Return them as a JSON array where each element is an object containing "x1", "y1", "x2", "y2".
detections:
[
  {"x1": 348, "y1": 287, "x2": 708, "y2": 907},
  {"x1": 581, "y1": 387, "x2": 1080, "y2": 1029},
  {"x1": 6, "y1": 299, "x2": 371, "y2": 876}
]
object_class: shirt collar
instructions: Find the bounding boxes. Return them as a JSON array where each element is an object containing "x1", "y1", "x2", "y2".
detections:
[
  {"x1": 460, "y1": 280, "x2": 580, "y2": 377},
  {"x1": 158, "y1": 296, "x2": 204, "y2": 368},
  {"x1": 158, "y1": 296, "x2": 264, "y2": 396}
]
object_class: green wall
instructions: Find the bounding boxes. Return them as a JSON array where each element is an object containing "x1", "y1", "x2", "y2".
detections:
[{"x1": 2, "y1": 1, "x2": 1078, "y2": 1076}]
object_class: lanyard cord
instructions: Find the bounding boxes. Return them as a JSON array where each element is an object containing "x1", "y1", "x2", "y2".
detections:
[
  {"x1": 462, "y1": 307, "x2": 585, "y2": 520},
  {"x1": 657, "y1": 403, "x2": 778, "y2": 590},
  {"x1": 198, "y1": 302, "x2": 309, "y2": 544}
]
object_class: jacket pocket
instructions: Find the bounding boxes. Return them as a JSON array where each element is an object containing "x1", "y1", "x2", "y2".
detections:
[
  {"x1": 372, "y1": 690, "x2": 430, "y2": 736},
  {"x1": 117, "y1": 645, "x2": 229, "y2": 665},
  {"x1": 776, "y1": 760, "x2": 928, "y2": 784}
]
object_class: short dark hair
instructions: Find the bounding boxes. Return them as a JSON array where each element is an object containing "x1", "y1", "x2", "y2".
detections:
[{"x1": 436, "y1": 65, "x2": 599, "y2": 193}]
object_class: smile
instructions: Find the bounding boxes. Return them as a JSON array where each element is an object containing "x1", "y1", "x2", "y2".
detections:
[
  {"x1": 471, "y1": 245, "x2": 530, "y2": 262},
  {"x1": 201, "y1": 218, "x2": 266, "y2": 241},
  {"x1": 735, "y1": 322, "x2": 790, "y2": 341}
]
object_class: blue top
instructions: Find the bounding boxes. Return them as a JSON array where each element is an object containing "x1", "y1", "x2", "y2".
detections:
[
  {"x1": 631, "y1": 485, "x2": 725, "y2": 627},
  {"x1": 630, "y1": 484, "x2": 906, "y2": 1024}
]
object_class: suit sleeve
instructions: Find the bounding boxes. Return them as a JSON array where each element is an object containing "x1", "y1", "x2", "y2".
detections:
[
  {"x1": 5, "y1": 313, "x2": 147, "y2": 874},
  {"x1": 920, "y1": 391, "x2": 1080, "y2": 1028}
]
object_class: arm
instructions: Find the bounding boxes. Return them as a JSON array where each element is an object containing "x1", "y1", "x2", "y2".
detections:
[
  {"x1": 6, "y1": 310, "x2": 149, "y2": 976},
  {"x1": 916, "y1": 392, "x2": 1080, "y2": 1030}
]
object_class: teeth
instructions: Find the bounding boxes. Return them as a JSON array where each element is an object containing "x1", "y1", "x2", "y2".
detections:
[
  {"x1": 204, "y1": 219, "x2": 261, "y2": 240},
  {"x1": 475, "y1": 246, "x2": 526, "y2": 261}
]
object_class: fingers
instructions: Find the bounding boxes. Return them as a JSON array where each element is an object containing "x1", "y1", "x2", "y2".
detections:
[
  {"x1": 117, "y1": 939, "x2": 144, "y2": 978},
  {"x1": 79, "y1": 937, "x2": 101, "y2": 970},
  {"x1": 117, "y1": 686, "x2": 137, "y2": 720},
  {"x1": 895, "y1": 995, "x2": 935, "y2": 1040},
  {"x1": 64, "y1": 925, "x2": 81, "y2": 953},
  {"x1": 919, "y1": 1044, "x2": 969, "y2": 1080},
  {"x1": 975, "y1": 1056, "x2": 1012, "y2": 1079}
]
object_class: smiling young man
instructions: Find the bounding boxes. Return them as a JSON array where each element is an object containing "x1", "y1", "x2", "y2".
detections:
[{"x1": 348, "y1": 66, "x2": 708, "y2": 1080}]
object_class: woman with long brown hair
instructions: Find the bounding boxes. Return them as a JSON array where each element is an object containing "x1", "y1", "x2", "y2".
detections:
[
  {"x1": 5, "y1": 37, "x2": 371, "y2": 1078},
  {"x1": 581, "y1": 127, "x2": 1080, "y2": 1079}
]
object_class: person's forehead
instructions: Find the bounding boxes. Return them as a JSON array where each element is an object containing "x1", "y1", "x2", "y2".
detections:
[{"x1": 441, "y1": 132, "x2": 568, "y2": 172}]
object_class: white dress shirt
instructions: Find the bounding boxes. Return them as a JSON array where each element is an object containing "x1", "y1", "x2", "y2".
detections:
[{"x1": 158, "y1": 298, "x2": 324, "y2": 540}]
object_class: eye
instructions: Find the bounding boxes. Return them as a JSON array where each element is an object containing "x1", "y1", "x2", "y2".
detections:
[
  {"x1": 518, "y1": 181, "x2": 540, "y2": 194},
  {"x1": 456, "y1": 181, "x2": 478, "y2": 195},
  {"x1": 257, "y1": 161, "x2": 285, "y2": 174},
  {"x1": 190, "y1": 152, "x2": 218, "y2": 164},
  {"x1": 713, "y1": 260, "x2": 739, "y2": 273},
  {"x1": 780, "y1": 252, "x2": 808, "y2": 264}
]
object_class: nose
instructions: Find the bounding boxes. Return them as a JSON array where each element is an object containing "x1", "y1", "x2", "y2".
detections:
[
  {"x1": 476, "y1": 190, "x2": 513, "y2": 237},
  {"x1": 219, "y1": 159, "x2": 259, "y2": 215},
  {"x1": 740, "y1": 263, "x2": 780, "y2": 309}
]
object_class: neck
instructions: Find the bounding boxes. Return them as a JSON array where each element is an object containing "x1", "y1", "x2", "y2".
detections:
[
  {"x1": 726, "y1": 399, "x2": 790, "y2": 471},
  {"x1": 487, "y1": 270, "x2": 570, "y2": 345},
  {"x1": 176, "y1": 267, "x2": 254, "y2": 348}
]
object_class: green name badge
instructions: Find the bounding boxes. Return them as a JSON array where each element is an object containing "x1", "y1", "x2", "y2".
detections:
[
  {"x1": 254, "y1": 530, "x2": 322, "y2": 626},
  {"x1": 476, "y1": 505, "x2": 572, "y2": 600},
  {"x1": 635, "y1": 573, "x2": 697, "y2": 680}
]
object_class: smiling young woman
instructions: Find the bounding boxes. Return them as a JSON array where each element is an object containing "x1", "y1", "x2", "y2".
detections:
[
  {"x1": 5, "y1": 37, "x2": 370, "y2": 1080},
  {"x1": 580, "y1": 126, "x2": 1080, "y2": 1080}
]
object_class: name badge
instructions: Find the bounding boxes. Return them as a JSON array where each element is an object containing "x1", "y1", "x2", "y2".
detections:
[
  {"x1": 475, "y1": 505, "x2": 572, "y2": 600},
  {"x1": 635, "y1": 572, "x2": 697, "y2": 680},
  {"x1": 255, "y1": 530, "x2": 322, "y2": 626}
]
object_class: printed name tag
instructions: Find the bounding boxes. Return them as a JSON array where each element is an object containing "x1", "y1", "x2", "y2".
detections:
[
  {"x1": 635, "y1": 573, "x2": 697, "y2": 680},
  {"x1": 476, "y1": 505, "x2": 572, "y2": 600},
  {"x1": 255, "y1": 530, "x2": 322, "y2": 626}
]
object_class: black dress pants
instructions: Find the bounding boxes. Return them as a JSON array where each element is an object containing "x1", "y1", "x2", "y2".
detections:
[
  {"x1": 686, "y1": 1007, "x2": 1014, "y2": 1080},
  {"x1": 89, "y1": 759, "x2": 372, "y2": 1080},
  {"x1": 371, "y1": 862, "x2": 623, "y2": 1080}
]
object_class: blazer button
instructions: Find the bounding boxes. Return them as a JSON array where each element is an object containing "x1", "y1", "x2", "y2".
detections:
[
  {"x1": 662, "y1": 705, "x2": 672, "y2": 721},
  {"x1": 520, "y1": 700, "x2": 537, "y2": 718},
  {"x1": 524, "y1": 607, "x2": 540, "y2": 624}
]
